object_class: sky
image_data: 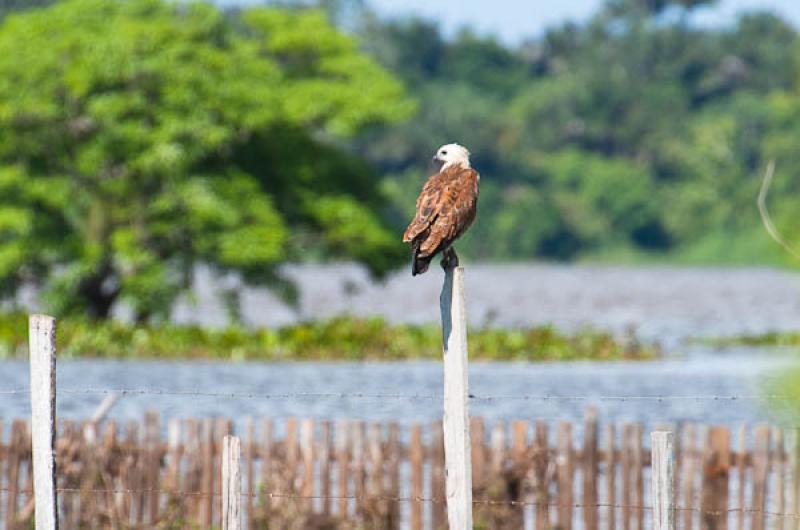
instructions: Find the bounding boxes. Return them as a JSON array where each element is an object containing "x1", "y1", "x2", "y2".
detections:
[{"x1": 363, "y1": 0, "x2": 800, "y2": 44}]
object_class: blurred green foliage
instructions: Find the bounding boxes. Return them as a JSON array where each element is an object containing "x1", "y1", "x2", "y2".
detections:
[
  {"x1": 4, "y1": 0, "x2": 800, "y2": 324},
  {"x1": 0, "y1": 0, "x2": 412, "y2": 321},
  {"x1": 0, "y1": 313, "x2": 656, "y2": 361},
  {"x1": 354, "y1": 0, "x2": 800, "y2": 264}
]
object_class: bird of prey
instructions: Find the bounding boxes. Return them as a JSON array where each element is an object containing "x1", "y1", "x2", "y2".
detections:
[{"x1": 403, "y1": 143, "x2": 479, "y2": 276}]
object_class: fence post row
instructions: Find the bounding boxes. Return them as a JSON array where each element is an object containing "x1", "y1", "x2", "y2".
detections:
[
  {"x1": 440, "y1": 265, "x2": 474, "y2": 529},
  {"x1": 29, "y1": 314, "x2": 59, "y2": 530},
  {"x1": 651, "y1": 430, "x2": 676, "y2": 530}
]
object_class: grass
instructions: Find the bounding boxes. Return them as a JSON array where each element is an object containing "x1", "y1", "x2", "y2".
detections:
[
  {"x1": 0, "y1": 312, "x2": 657, "y2": 362},
  {"x1": 703, "y1": 331, "x2": 800, "y2": 347}
]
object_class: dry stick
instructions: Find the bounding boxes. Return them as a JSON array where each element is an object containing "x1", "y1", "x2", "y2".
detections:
[
  {"x1": 0, "y1": 418, "x2": 4, "y2": 528},
  {"x1": 320, "y1": 421, "x2": 333, "y2": 517},
  {"x1": 79, "y1": 422, "x2": 98, "y2": 527},
  {"x1": 202, "y1": 418, "x2": 215, "y2": 528},
  {"x1": 736, "y1": 425, "x2": 747, "y2": 530},
  {"x1": 351, "y1": 421, "x2": 366, "y2": 521},
  {"x1": 430, "y1": 421, "x2": 446, "y2": 530},
  {"x1": 791, "y1": 428, "x2": 800, "y2": 530},
  {"x1": 683, "y1": 425, "x2": 697, "y2": 530},
  {"x1": 102, "y1": 421, "x2": 119, "y2": 526},
  {"x1": 651, "y1": 431, "x2": 676, "y2": 530},
  {"x1": 261, "y1": 419, "x2": 274, "y2": 524},
  {"x1": 145, "y1": 411, "x2": 161, "y2": 524},
  {"x1": 410, "y1": 424, "x2": 424, "y2": 530},
  {"x1": 439, "y1": 266, "x2": 473, "y2": 530},
  {"x1": 490, "y1": 421, "x2": 506, "y2": 475},
  {"x1": 6, "y1": 421, "x2": 22, "y2": 530},
  {"x1": 301, "y1": 419, "x2": 314, "y2": 512},
  {"x1": 89, "y1": 393, "x2": 120, "y2": 426},
  {"x1": 775, "y1": 428, "x2": 786, "y2": 530},
  {"x1": 471, "y1": 418, "x2": 486, "y2": 491},
  {"x1": 121, "y1": 421, "x2": 139, "y2": 525},
  {"x1": 471, "y1": 418, "x2": 488, "y2": 528},
  {"x1": 29, "y1": 314, "x2": 59, "y2": 530},
  {"x1": 701, "y1": 427, "x2": 730, "y2": 530},
  {"x1": 512, "y1": 420, "x2": 528, "y2": 526},
  {"x1": 534, "y1": 421, "x2": 550, "y2": 530},
  {"x1": 751, "y1": 425, "x2": 771, "y2": 530},
  {"x1": 368, "y1": 423, "x2": 385, "y2": 522},
  {"x1": 387, "y1": 423, "x2": 401, "y2": 528},
  {"x1": 184, "y1": 419, "x2": 200, "y2": 524},
  {"x1": 167, "y1": 420, "x2": 182, "y2": 493},
  {"x1": 245, "y1": 418, "x2": 255, "y2": 528},
  {"x1": 674, "y1": 423, "x2": 683, "y2": 511},
  {"x1": 606, "y1": 423, "x2": 617, "y2": 530},
  {"x1": 584, "y1": 408, "x2": 600, "y2": 530},
  {"x1": 335, "y1": 420, "x2": 350, "y2": 518},
  {"x1": 757, "y1": 161, "x2": 800, "y2": 261},
  {"x1": 286, "y1": 418, "x2": 299, "y2": 496},
  {"x1": 622, "y1": 423, "x2": 634, "y2": 530},
  {"x1": 221, "y1": 435, "x2": 241, "y2": 530},
  {"x1": 557, "y1": 421, "x2": 574, "y2": 530},
  {"x1": 633, "y1": 424, "x2": 644, "y2": 530}
]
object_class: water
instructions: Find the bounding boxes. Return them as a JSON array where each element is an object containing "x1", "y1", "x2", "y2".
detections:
[
  {"x1": 172, "y1": 263, "x2": 800, "y2": 346},
  {"x1": 3, "y1": 264, "x2": 800, "y2": 427}
]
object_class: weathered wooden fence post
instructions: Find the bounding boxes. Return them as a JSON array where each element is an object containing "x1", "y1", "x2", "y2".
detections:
[
  {"x1": 29, "y1": 314, "x2": 59, "y2": 530},
  {"x1": 651, "y1": 431, "x2": 676, "y2": 530},
  {"x1": 440, "y1": 266, "x2": 473, "y2": 529},
  {"x1": 222, "y1": 435, "x2": 241, "y2": 530}
]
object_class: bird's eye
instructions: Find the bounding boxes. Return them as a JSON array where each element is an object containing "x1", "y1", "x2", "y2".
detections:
[{"x1": 441, "y1": 150, "x2": 448, "y2": 155}]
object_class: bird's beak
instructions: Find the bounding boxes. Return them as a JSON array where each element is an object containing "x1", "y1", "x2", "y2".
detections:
[{"x1": 431, "y1": 156, "x2": 443, "y2": 172}]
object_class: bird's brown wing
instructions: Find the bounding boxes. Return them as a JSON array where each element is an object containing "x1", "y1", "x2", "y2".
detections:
[
  {"x1": 403, "y1": 167, "x2": 479, "y2": 258},
  {"x1": 403, "y1": 172, "x2": 444, "y2": 244}
]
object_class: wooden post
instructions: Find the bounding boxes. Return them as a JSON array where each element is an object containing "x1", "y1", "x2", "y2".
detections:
[
  {"x1": 222, "y1": 435, "x2": 241, "y2": 530},
  {"x1": 440, "y1": 266, "x2": 473, "y2": 530},
  {"x1": 651, "y1": 431, "x2": 676, "y2": 530},
  {"x1": 29, "y1": 314, "x2": 59, "y2": 530}
]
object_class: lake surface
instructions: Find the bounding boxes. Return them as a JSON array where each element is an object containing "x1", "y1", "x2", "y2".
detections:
[
  {"x1": 171, "y1": 263, "x2": 800, "y2": 346},
  {"x1": 3, "y1": 264, "x2": 800, "y2": 428}
]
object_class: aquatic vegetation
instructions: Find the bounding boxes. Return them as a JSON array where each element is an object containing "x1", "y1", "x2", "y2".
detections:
[{"x1": 0, "y1": 313, "x2": 656, "y2": 362}]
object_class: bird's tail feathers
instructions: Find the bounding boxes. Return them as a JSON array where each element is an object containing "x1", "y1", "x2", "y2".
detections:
[
  {"x1": 411, "y1": 240, "x2": 433, "y2": 276},
  {"x1": 412, "y1": 254, "x2": 433, "y2": 276}
]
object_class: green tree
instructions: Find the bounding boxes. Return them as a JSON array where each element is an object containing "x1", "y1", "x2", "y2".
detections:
[{"x1": 0, "y1": 0, "x2": 413, "y2": 320}]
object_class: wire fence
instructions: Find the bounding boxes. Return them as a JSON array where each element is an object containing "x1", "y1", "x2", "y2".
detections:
[
  {"x1": 1, "y1": 386, "x2": 794, "y2": 401},
  {"x1": 7, "y1": 311, "x2": 800, "y2": 530},
  {"x1": 3, "y1": 485, "x2": 800, "y2": 517}
]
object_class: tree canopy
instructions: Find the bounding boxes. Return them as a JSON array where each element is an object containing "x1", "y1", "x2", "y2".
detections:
[
  {"x1": 0, "y1": 0, "x2": 413, "y2": 320},
  {"x1": 355, "y1": 0, "x2": 800, "y2": 264}
]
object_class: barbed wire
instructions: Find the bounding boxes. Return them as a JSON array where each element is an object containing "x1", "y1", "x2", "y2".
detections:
[
  {"x1": 0, "y1": 386, "x2": 793, "y2": 402},
  {"x1": 0, "y1": 487, "x2": 797, "y2": 517}
]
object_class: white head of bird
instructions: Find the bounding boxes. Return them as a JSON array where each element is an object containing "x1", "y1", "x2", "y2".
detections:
[{"x1": 433, "y1": 143, "x2": 471, "y2": 170}]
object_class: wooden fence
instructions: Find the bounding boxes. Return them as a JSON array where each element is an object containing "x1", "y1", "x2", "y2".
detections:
[{"x1": 0, "y1": 411, "x2": 796, "y2": 530}]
